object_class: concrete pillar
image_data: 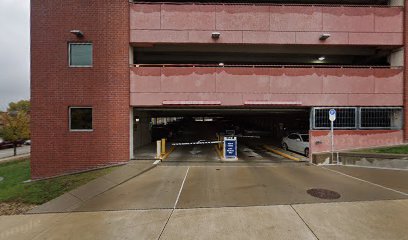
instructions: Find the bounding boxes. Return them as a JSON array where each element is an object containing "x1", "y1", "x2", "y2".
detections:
[
  {"x1": 389, "y1": 48, "x2": 404, "y2": 67},
  {"x1": 130, "y1": 108, "x2": 134, "y2": 159},
  {"x1": 390, "y1": 0, "x2": 404, "y2": 6},
  {"x1": 134, "y1": 112, "x2": 152, "y2": 148}
]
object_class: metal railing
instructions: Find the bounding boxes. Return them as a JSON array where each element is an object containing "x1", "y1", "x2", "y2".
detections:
[{"x1": 130, "y1": 64, "x2": 400, "y2": 69}]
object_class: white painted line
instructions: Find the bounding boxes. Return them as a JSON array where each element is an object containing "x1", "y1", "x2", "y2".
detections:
[
  {"x1": 153, "y1": 160, "x2": 161, "y2": 165},
  {"x1": 174, "y1": 167, "x2": 190, "y2": 209},
  {"x1": 321, "y1": 166, "x2": 408, "y2": 196}
]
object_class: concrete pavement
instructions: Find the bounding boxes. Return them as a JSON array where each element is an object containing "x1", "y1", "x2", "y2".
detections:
[
  {"x1": 2, "y1": 200, "x2": 408, "y2": 240},
  {"x1": 2, "y1": 161, "x2": 408, "y2": 239}
]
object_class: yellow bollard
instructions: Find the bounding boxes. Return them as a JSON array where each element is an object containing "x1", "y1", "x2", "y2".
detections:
[{"x1": 161, "y1": 138, "x2": 166, "y2": 155}]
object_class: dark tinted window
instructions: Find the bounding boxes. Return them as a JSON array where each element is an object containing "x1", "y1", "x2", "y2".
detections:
[
  {"x1": 288, "y1": 134, "x2": 299, "y2": 140},
  {"x1": 69, "y1": 43, "x2": 93, "y2": 66},
  {"x1": 301, "y1": 135, "x2": 309, "y2": 142},
  {"x1": 70, "y1": 108, "x2": 92, "y2": 130}
]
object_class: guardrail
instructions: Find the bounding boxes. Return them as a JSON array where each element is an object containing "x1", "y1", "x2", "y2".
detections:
[
  {"x1": 130, "y1": 64, "x2": 400, "y2": 69},
  {"x1": 130, "y1": 2, "x2": 399, "y2": 8}
]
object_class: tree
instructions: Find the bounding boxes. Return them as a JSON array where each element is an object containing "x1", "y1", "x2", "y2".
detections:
[
  {"x1": 0, "y1": 111, "x2": 30, "y2": 156},
  {"x1": 7, "y1": 100, "x2": 30, "y2": 114}
]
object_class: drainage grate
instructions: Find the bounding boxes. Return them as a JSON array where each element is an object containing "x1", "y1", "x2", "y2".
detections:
[{"x1": 307, "y1": 188, "x2": 341, "y2": 200}]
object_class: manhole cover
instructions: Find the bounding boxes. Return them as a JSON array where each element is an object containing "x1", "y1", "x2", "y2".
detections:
[
  {"x1": 0, "y1": 177, "x2": 4, "y2": 182},
  {"x1": 307, "y1": 188, "x2": 341, "y2": 200}
]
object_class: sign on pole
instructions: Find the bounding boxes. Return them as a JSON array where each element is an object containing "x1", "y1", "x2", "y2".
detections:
[{"x1": 329, "y1": 109, "x2": 336, "y2": 164}]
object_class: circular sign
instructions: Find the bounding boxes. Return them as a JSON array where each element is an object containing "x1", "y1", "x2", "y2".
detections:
[{"x1": 329, "y1": 109, "x2": 336, "y2": 122}]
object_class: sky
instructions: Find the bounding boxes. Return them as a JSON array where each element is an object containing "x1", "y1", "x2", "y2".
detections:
[{"x1": 0, "y1": 0, "x2": 30, "y2": 111}]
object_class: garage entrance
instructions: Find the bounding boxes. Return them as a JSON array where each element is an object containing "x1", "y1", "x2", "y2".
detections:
[{"x1": 131, "y1": 108, "x2": 310, "y2": 162}]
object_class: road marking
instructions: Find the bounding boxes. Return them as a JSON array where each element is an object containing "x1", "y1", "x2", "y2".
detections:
[
  {"x1": 153, "y1": 160, "x2": 161, "y2": 165},
  {"x1": 321, "y1": 166, "x2": 408, "y2": 196},
  {"x1": 263, "y1": 145, "x2": 300, "y2": 161},
  {"x1": 174, "y1": 167, "x2": 190, "y2": 209},
  {"x1": 161, "y1": 146, "x2": 176, "y2": 160}
]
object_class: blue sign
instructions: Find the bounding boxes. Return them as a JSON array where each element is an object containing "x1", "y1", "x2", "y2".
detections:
[
  {"x1": 329, "y1": 109, "x2": 336, "y2": 122},
  {"x1": 224, "y1": 137, "x2": 237, "y2": 159}
]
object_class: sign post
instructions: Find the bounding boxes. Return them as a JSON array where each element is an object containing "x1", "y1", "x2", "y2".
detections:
[
  {"x1": 329, "y1": 109, "x2": 336, "y2": 164},
  {"x1": 224, "y1": 136, "x2": 237, "y2": 160}
]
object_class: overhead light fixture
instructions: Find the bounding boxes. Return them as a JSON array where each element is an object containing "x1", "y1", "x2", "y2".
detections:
[
  {"x1": 318, "y1": 56, "x2": 326, "y2": 61},
  {"x1": 319, "y1": 33, "x2": 331, "y2": 40},
  {"x1": 70, "y1": 30, "x2": 84, "y2": 38},
  {"x1": 212, "y1": 32, "x2": 220, "y2": 39}
]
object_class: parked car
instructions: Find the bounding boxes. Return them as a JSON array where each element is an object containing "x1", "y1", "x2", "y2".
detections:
[
  {"x1": 24, "y1": 140, "x2": 31, "y2": 145},
  {"x1": 0, "y1": 138, "x2": 13, "y2": 150},
  {"x1": 282, "y1": 133, "x2": 310, "y2": 157}
]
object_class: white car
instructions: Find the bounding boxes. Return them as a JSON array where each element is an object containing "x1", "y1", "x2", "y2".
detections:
[{"x1": 282, "y1": 133, "x2": 310, "y2": 157}]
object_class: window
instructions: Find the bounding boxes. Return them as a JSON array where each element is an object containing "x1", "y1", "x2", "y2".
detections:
[
  {"x1": 300, "y1": 135, "x2": 309, "y2": 142},
  {"x1": 312, "y1": 107, "x2": 403, "y2": 130},
  {"x1": 69, "y1": 43, "x2": 93, "y2": 67},
  {"x1": 288, "y1": 134, "x2": 300, "y2": 140},
  {"x1": 360, "y1": 107, "x2": 403, "y2": 129},
  {"x1": 69, "y1": 107, "x2": 93, "y2": 131},
  {"x1": 313, "y1": 108, "x2": 357, "y2": 129}
]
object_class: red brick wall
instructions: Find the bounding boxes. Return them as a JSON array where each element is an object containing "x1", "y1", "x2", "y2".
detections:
[
  {"x1": 31, "y1": 0, "x2": 130, "y2": 179},
  {"x1": 405, "y1": 0, "x2": 408, "y2": 141}
]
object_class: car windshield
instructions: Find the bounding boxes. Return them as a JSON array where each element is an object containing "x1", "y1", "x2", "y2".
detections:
[{"x1": 301, "y1": 135, "x2": 309, "y2": 142}]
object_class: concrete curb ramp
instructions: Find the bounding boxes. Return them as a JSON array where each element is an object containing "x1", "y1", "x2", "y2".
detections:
[{"x1": 28, "y1": 162, "x2": 157, "y2": 214}]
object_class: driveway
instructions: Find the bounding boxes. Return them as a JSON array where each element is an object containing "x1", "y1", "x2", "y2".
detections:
[{"x1": 1, "y1": 162, "x2": 408, "y2": 239}]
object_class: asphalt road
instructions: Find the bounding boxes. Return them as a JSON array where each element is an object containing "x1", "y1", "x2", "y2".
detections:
[{"x1": 0, "y1": 146, "x2": 30, "y2": 159}]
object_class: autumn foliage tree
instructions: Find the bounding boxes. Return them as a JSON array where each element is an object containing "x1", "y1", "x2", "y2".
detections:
[{"x1": 0, "y1": 100, "x2": 30, "y2": 156}]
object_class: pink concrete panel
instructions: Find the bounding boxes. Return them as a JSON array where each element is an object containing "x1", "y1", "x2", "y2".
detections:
[
  {"x1": 270, "y1": 68, "x2": 323, "y2": 94},
  {"x1": 297, "y1": 94, "x2": 349, "y2": 106},
  {"x1": 322, "y1": 7, "x2": 374, "y2": 32},
  {"x1": 130, "y1": 68, "x2": 161, "y2": 93},
  {"x1": 188, "y1": 31, "x2": 243, "y2": 43},
  {"x1": 161, "y1": 67, "x2": 216, "y2": 93},
  {"x1": 373, "y1": 69, "x2": 403, "y2": 94},
  {"x1": 242, "y1": 31, "x2": 295, "y2": 44},
  {"x1": 131, "y1": 93, "x2": 192, "y2": 106},
  {"x1": 216, "y1": 68, "x2": 270, "y2": 93},
  {"x1": 130, "y1": 4, "x2": 161, "y2": 30},
  {"x1": 161, "y1": 4, "x2": 215, "y2": 30},
  {"x1": 217, "y1": 93, "x2": 243, "y2": 106},
  {"x1": 310, "y1": 130, "x2": 403, "y2": 154},
  {"x1": 348, "y1": 94, "x2": 403, "y2": 106},
  {"x1": 215, "y1": 5, "x2": 269, "y2": 31},
  {"x1": 374, "y1": 7, "x2": 403, "y2": 33},
  {"x1": 349, "y1": 32, "x2": 403, "y2": 45},
  {"x1": 295, "y1": 32, "x2": 348, "y2": 45},
  {"x1": 242, "y1": 93, "x2": 298, "y2": 103},
  {"x1": 130, "y1": 30, "x2": 188, "y2": 43},
  {"x1": 270, "y1": 6, "x2": 322, "y2": 31},
  {"x1": 322, "y1": 68, "x2": 375, "y2": 94}
]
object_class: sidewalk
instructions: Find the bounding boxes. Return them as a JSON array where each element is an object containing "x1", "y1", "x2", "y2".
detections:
[
  {"x1": 1, "y1": 199, "x2": 407, "y2": 240},
  {"x1": 28, "y1": 161, "x2": 157, "y2": 214}
]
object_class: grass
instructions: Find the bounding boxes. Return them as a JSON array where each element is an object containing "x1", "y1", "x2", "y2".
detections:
[
  {"x1": 0, "y1": 159, "x2": 116, "y2": 205},
  {"x1": 354, "y1": 145, "x2": 408, "y2": 155}
]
